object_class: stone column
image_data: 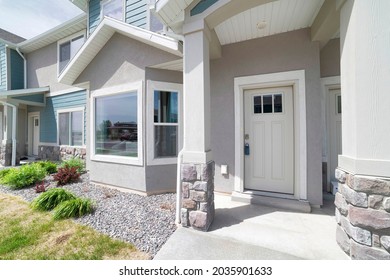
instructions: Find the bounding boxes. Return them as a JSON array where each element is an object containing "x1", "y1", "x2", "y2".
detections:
[
  {"x1": 336, "y1": 0, "x2": 390, "y2": 259},
  {"x1": 180, "y1": 22, "x2": 214, "y2": 231}
]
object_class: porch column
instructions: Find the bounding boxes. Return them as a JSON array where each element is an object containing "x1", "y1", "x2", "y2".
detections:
[
  {"x1": 180, "y1": 22, "x2": 215, "y2": 231},
  {"x1": 1, "y1": 104, "x2": 17, "y2": 166},
  {"x1": 335, "y1": 0, "x2": 390, "y2": 259}
]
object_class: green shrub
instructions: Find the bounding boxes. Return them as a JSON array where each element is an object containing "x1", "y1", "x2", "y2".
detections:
[
  {"x1": 1, "y1": 163, "x2": 46, "y2": 189},
  {"x1": 37, "y1": 161, "x2": 58, "y2": 174},
  {"x1": 31, "y1": 188, "x2": 76, "y2": 211},
  {"x1": 53, "y1": 198, "x2": 93, "y2": 220},
  {"x1": 60, "y1": 157, "x2": 85, "y2": 174},
  {"x1": 0, "y1": 168, "x2": 11, "y2": 184},
  {"x1": 53, "y1": 166, "x2": 81, "y2": 186}
]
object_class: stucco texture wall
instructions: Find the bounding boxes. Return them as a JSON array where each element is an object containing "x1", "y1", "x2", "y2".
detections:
[
  {"x1": 210, "y1": 28, "x2": 323, "y2": 205},
  {"x1": 26, "y1": 42, "x2": 75, "y2": 93},
  {"x1": 77, "y1": 33, "x2": 182, "y2": 193},
  {"x1": 320, "y1": 38, "x2": 340, "y2": 78}
]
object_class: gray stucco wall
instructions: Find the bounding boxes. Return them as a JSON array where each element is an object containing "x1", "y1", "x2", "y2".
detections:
[
  {"x1": 78, "y1": 33, "x2": 182, "y2": 193},
  {"x1": 210, "y1": 28, "x2": 323, "y2": 206},
  {"x1": 320, "y1": 38, "x2": 340, "y2": 78},
  {"x1": 26, "y1": 42, "x2": 75, "y2": 93}
]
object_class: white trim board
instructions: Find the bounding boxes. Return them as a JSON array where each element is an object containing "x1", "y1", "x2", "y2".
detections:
[
  {"x1": 56, "y1": 106, "x2": 85, "y2": 147},
  {"x1": 234, "y1": 70, "x2": 307, "y2": 201}
]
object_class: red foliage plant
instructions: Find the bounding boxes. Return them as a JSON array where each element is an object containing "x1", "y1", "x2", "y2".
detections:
[
  {"x1": 34, "y1": 181, "x2": 48, "y2": 193},
  {"x1": 53, "y1": 166, "x2": 81, "y2": 186}
]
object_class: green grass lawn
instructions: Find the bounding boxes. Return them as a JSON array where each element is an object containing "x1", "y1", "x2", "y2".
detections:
[{"x1": 0, "y1": 192, "x2": 149, "y2": 260}]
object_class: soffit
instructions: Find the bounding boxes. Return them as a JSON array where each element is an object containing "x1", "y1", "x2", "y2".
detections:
[{"x1": 214, "y1": 0, "x2": 325, "y2": 45}]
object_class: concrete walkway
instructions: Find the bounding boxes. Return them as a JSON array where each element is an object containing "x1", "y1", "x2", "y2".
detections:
[{"x1": 155, "y1": 193, "x2": 349, "y2": 260}]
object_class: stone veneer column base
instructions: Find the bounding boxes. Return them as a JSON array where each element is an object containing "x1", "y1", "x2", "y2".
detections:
[
  {"x1": 180, "y1": 161, "x2": 215, "y2": 231},
  {"x1": 335, "y1": 168, "x2": 390, "y2": 259},
  {"x1": 0, "y1": 143, "x2": 20, "y2": 166}
]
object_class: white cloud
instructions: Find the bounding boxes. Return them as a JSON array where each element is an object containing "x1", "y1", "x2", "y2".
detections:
[{"x1": 0, "y1": 0, "x2": 84, "y2": 39}]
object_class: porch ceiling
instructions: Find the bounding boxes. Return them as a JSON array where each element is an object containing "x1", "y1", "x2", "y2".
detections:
[{"x1": 214, "y1": 0, "x2": 325, "y2": 45}]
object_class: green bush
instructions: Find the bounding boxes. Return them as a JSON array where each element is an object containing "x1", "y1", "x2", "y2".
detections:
[
  {"x1": 60, "y1": 157, "x2": 85, "y2": 174},
  {"x1": 37, "y1": 161, "x2": 58, "y2": 174},
  {"x1": 1, "y1": 163, "x2": 46, "y2": 189},
  {"x1": 0, "y1": 168, "x2": 11, "y2": 184},
  {"x1": 53, "y1": 198, "x2": 93, "y2": 220},
  {"x1": 31, "y1": 188, "x2": 76, "y2": 211}
]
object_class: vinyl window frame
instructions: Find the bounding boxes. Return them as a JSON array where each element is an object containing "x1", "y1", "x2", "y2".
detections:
[
  {"x1": 57, "y1": 30, "x2": 86, "y2": 76},
  {"x1": 90, "y1": 81, "x2": 144, "y2": 166},
  {"x1": 56, "y1": 107, "x2": 85, "y2": 147},
  {"x1": 147, "y1": 80, "x2": 182, "y2": 166}
]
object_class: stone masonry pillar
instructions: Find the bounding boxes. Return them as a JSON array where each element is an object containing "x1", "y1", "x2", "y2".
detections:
[
  {"x1": 180, "y1": 22, "x2": 214, "y2": 231},
  {"x1": 336, "y1": 0, "x2": 390, "y2": 259}
]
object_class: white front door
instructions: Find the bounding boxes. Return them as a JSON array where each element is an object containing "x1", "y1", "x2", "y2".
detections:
[
  {"x1": 329, "y1": 88, "x2": 342, "y2": 183},
  {"x1": 244, "y1": 86, "x2": 294, "y2": 194},
  {"x1": 32, "y1": 116, "x2": 39, "y2": 156}
]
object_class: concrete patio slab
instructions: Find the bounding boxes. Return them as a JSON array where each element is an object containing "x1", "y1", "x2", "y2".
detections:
[{"x1": 155, "y1": 193, "x2": 349, "y2": 260}]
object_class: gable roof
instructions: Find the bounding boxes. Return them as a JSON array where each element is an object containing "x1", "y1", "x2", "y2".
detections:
[
  {"x1": 58, "y1": 16, "x2": 183, "y2": 85},
  {"x1": 0, "y1": 28, "x2": 25, "y2": 44},
  {"x1": 18, "y1": 13, "x2": 87, "y2": 53}
]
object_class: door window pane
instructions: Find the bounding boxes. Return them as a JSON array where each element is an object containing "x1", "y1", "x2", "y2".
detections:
[
  {"x1": 337, "y1": 95, "x2": 342, "y2": 114},
  {"x1": 155, "y1": 126, "x2": 177, "y2": 157},
  {"x1": 95, "y1": 92, "x2": 138, "y2": 157},
  {"x1": 59, "y1": 112, "x2": 70, "y2": 145},
  {"x1": 274, "y1": 94, "x2": 283, "y2": 113},
  {"x1": 263, "y1": 95, "x2": 273, "y2": 113},
  {"x1": 254, "y1": 96, "x2": 262, "y2": 114}
]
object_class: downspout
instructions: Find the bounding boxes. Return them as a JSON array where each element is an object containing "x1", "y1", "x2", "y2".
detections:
[
  {"x1": 175, "y1": 149, "x2": 184, "y2": 224},
  {"x1": 0, "y1": 101, "x2": 17, "y2": 166},
  {"x1": 15, "y1": 47, "x2": 27, "y2": 89}
]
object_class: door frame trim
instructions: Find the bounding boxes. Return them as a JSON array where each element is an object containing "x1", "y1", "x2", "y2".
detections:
[
  {"x1": 28, "y1": 111, "x2": 40, "y2": 156},
  {"x1": 234, "y1": 70, "x2": 307, "y2": 200},
  {"x1": 321, "y1": 76, "x2": 341, "y2": 191}
]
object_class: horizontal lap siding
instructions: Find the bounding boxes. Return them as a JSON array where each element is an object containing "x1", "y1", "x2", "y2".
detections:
[
  {"x1": 28, "y1": 91, "x2": 87, "y2": 144},
  {"x1": 13, "y1": 94, "x2": 44, "y2": 103},
  {"x1": 89, "y1": 0, "x2": 101, "y2": 34},
  {"x1": 0, "y1": 44, "x2": 6, "y2": 91},
  {"x1": 10, "y1": 49, "x2": 24, "y2": 90},
  {"x1": 126, "y1": 0, "x2": 147, "y2": 29}
]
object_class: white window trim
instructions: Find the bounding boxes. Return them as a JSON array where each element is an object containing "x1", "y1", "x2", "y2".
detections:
[
  {"x1": 57, "y1": 30, "x2": 86, "y2": 77},
  {"x1": 57, "y1": 107, "x2": 85, "y2": 147},
  {"x1": 101, "y1": 0, "x2": 125, "y2": 22},
  {"x1": 234, "y1": 70, "x2": 307, "y2": 201},
  {"x1": 90, "y1": 81, "x2": 144, "y2": 166},
  {"x1": 28, "y1": 112, "x2": 40, "y2": 156},
  {"x1": 147, "y1": 80, "x2": 183, "y2": 166}
]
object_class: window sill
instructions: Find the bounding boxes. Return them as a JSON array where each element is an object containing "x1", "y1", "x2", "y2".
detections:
[
  {"x1": 90, "y1": 154, "x2": 143, "y2": 166},
  {"x1": 147, "y1": 157, "x2": 178, "y2": 166}
]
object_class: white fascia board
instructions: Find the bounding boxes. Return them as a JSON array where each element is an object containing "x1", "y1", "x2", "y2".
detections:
[{"x1": 59, "y1": 17, "x2": 183, "y2": 85}]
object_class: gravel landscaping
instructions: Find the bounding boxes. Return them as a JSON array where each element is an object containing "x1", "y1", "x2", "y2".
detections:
[{"x1": 0, "y1": 172, "x2": 177, "y2": 258}]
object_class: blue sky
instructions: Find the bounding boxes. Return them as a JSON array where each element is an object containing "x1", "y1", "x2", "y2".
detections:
[{"x1": 0, "y1": 0, "x2": 84, "y2": 39}]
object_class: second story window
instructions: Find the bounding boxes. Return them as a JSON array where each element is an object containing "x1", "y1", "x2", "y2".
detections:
[
  {"x1": 58, "y1": 32, "x2": 85, "y2": 74},
  {"x1": 102, "y1": 0, "x2": 123, "y2": 21}
]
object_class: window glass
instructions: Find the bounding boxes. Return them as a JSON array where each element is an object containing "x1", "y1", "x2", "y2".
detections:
[
  {"x1": 263, "y1": 95, "x2": 273, "y2": 113},
  {"x1": 154, "y1": 90, "x2": 178, "y2": 158},
  {"x1": 59, "y1": 112, "x2": 70, "y2": 145},
  {"x1": 71, "y1": 111, "x2": 83, "y2": 146},
  {"x1": 254, "y1": 96, "x2": 262, "y2": 114},
  {"x1": 337, "y1": 95, "x2": 342, "y2": 114},
  {"x1": 59, "y1": 41, "x2": 71, "y2": 73},
  {"x1": 95, "y1": 92, "x2": 138, "y2": 157},
  {"x1": 102, "y1": 0, "x2": 123, "y2": 21},
  {"x1": 274, "y1": 94, "x2": 283, "y2": 113}
]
